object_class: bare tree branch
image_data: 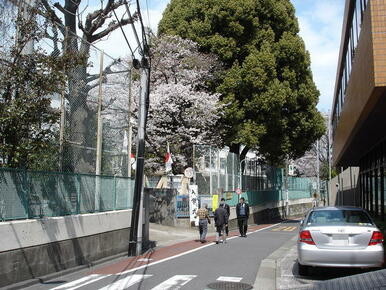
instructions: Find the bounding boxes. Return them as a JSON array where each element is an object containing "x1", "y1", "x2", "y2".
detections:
[
  {"x1": 40, "y1": 0, "x2": 64, "y2": 28},
  {"x1": 53, "y1": 2, "x2": 68, "y2": 15},
  {"x1": 89, "y1": 17, "x2": 135, "y2": 42}
]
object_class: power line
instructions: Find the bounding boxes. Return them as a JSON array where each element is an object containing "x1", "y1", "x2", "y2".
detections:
[
  {"x1": 136, "y1": 0, "x2": 148, "y2": 49},
  {"x1": 112, "y1": 8, "x2": 134, "y2": 57},
  {"x1": 125, "y1": 2, "x2": 144, "y2": 56},
  {"x1": 145, "y1": 0, "x2": 151, "y2": 33}
]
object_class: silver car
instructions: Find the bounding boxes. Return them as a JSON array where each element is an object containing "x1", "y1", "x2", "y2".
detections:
[{"x1": 297, "y1": 206, "x2": 384, "y2": 276}]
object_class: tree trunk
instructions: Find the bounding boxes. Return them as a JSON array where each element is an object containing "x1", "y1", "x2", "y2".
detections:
[{"x1": 63, "y1": 36, "x2": 96, "y2": 173}]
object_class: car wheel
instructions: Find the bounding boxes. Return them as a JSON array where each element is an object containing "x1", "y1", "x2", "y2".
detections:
[{"x1": 298, "y1": 262, "x2": 309, "y2": 276}]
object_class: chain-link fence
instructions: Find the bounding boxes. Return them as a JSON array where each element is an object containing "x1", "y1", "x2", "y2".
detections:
[
  {"x1": 0, "y1": 1, "x2": 135, "y2": 220},
  {"x1": 0, "y1": 0, "x2": 134, "y2": 177},
  {"x1": 193, "y1": 145, "x2": 282, "y2": 194},
  {"x1": 193, "y1": 145, "x2": 313, "y2": 206}
]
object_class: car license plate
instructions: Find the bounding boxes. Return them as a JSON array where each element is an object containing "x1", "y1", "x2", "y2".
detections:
[{"x1": 332, "y1": 234, "x2": 348, "y2": 245}]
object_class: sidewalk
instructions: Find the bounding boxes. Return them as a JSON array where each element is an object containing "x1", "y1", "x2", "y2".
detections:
[
  {"x1": 256, "y1": 234, "x2": 386, "y2": 289},
  {"x1": 149, "y1": 222, "x2": 217, "y2": 248}
]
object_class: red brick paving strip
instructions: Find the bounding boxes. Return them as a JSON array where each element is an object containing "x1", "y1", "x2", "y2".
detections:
[{"x1": 89, "y1": 223, "x2": 274, "y2": 275}]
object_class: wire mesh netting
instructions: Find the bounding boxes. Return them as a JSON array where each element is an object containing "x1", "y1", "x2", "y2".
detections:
[
  {"x1": 0, "y1": 167, "x2": 133, "y2": 221},
  {"x1": 0, "y1": 0, "x2": 134, "y2": 177},
  {"x1": 0, "y1": 0, "x2": 135, "y2": 220},
  {"x1": 193, "y1": 145, "x2": 313, "y2": 206}
]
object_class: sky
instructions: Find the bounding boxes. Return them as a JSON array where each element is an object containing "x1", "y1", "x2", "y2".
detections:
[{"x1": 91, "y1": 0, "x2": 345, "y2": 113}]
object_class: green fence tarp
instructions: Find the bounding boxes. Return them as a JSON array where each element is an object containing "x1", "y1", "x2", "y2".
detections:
[{"x1": 0, "y1": 168, "x2": 134, "y2": 221}]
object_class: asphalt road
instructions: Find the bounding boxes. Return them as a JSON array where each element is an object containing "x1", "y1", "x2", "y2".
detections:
[{"x1": 23, "y1": 221, "x2": 299, "y2": 290}]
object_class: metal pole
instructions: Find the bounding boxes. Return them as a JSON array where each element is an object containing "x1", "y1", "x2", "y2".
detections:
[
  {"x1": 217, "y1": 149, "x2": 220, "y2": 194},
  {"x1": 285, "y1": 160, "x2": 289, "y2": 216},
  {"x1": 59, "y1": 92, "x2": 65, "y2": 171},
  {"x1": 328, "y1": 111, "x2": 332, "y2": 205},
  {"x1": 209, "y1": 146, "x2": 212, "y2": 195},
  {"x1": 317, "y1": 139, "x2": 320, "y2": 204},
  {"x1": 59, "y1": 28, "x2": 68, "y2": 172},
  {"x1": 129, "y1": 57, "x2": 150, "y2": 256},
  {"x1": 95, "y1": 51, "x2": 104, "y2": 212},
  {"x1": 127, "y1": 65, "x2": 133, "y2": 178},
  {"x1": 239, "y1": 159, "x2": 247, "y2": 202}
]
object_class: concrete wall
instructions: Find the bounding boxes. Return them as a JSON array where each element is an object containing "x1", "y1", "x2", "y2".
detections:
[
  {"x1": 174, "y1": 198, "x2": 313, "y2": 230},
  {"x1": 328, "y1": 167, "x2": 360, "y2": 206},
  {"x1": 0, "y1": 210, "x2": 132, "y2": 288}
]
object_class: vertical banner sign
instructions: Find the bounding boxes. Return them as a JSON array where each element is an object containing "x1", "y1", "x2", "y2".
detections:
[
  {"x1": 212, "y1": 194, "x2": 219, "y2": 211},
  {"x1": 189, "y1": 185, "x2": 199, "y2": 226}
]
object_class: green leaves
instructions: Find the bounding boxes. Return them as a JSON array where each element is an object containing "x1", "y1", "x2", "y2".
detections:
[
  {"x1": 0, "y1": 15, "x2": 71, "y2": 169},
  {"x1": 159, "y1": 0, "x2": 325, "y2": 165}
]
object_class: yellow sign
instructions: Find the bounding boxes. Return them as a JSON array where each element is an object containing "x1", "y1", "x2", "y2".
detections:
[
  {"x1": 225, "y1": 191, "x2": 233, "y2": 200},
  {"x1": 212, "y1": 194, "x2": 219, "y2": 211}
]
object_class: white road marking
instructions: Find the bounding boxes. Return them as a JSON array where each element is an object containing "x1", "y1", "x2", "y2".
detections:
[
  {"x1": 50, "y1": 274, "x2": 110, "y2": 290},
  {"x1": 217, "y1": 276, "x2": 242, "y2": 282},
  {"x1": 151, "y1": 275, "x2": 197, "y2": 290},
  {"x1": 137, "y1": 258, "x2": 154, "y2": 262},
  {"x1": 98, "y1": 274, "x2": 152, "y2": 290}
]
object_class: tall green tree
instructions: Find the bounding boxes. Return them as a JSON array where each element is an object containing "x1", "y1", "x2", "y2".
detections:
[
  {"x1": 0, "y1": 7, "x2": 74, "y2": 169},
  {"x1": 159, "y1": 0, "x2": 325, "y2": 165}
]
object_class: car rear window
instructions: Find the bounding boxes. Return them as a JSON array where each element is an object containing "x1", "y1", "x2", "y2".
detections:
[{"x1": 307, "y1": 210, "x2": 373, "y2": 226}]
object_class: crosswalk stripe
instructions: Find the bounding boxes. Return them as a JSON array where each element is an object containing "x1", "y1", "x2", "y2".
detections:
[
  {"x1": 98, "y1": 274, "x2": 152, "y2": 290},
  {"x1": 51, "y1": 274, "x2": 110, "y2": 290},
  {"x1": 151, "y1": 275, "x2": 197, "y2": 290},
  {"x1": 217, "y1": 276, "x2": 242, "y2": 282}
]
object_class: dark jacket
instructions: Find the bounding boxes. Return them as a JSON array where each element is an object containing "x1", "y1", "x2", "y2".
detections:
[
  {"x1": 214, "y1": 207, "x2": 229, "y2": 227},
  {"x1": 236, "y1": 202, "x2": 250, "y2": 218},
  {"x1": 221, "y1": 203, "x2": 230, "y2": 216}
]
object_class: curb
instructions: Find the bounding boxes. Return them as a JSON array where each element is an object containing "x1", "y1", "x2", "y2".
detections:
[{"x1": 254, "y1": 235, "x2": 298, "y2": 290}]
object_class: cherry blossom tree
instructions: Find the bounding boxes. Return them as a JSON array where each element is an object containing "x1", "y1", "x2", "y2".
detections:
[
  {"x1": 145, "y1": 35, "x2": 224, "y2": 173},
  {"x1": 90, "y1": 35, "x2": 224, "y2": 174}
]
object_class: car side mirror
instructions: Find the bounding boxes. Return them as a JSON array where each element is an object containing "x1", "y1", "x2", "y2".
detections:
[{"x1": 300, "y1": 219, "x2": 304, "y2": 225}]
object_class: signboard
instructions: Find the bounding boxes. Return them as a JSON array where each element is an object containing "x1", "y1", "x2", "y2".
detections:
[
  {"x1": 184, "y1": 167, "x2": 194, "y2": 179},
  {"x1": 212, "y1": 194, "x2": 219, "y2": 211},
  {"x1": 225, "y1": 191, "x2": 233, "y2": 200},
  {"x1": 289, "y1": 164, "x2": 294, "y2": 176},
  {"x1": 189, "y1": 185, "x2": 199, "y2": 226},
  {"x1": 235, "y1": 188, "x2": 242, "y2": 195}
]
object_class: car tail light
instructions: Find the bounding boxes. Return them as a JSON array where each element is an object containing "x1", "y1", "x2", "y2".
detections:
[
  {"x1": 299, "y1": 230, "x2": 315, "y2": 245},
  {"x1": 369, "y1": 231, "x2": 384, "y2": 246}
]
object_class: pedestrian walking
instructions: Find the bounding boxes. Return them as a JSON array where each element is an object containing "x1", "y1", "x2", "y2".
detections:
[
  {"x1": 220, "y1": 198, "x2": 230, "y2": 236},
  {"x1": 214, "y1": 205, "x2": 228, "y2": 244},
  {"x1": 195, "y1": 203, "x2": 210, "y2": 243},
  {"x1": 236, "y1": 197, "x2": 249, "y2": 237}
]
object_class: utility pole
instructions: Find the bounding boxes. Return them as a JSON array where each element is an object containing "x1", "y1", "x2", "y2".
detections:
[
  {"x1": 316, "y1": 139, "x2": 320, "y2": 205},
  {"x1": 285, "y1": 160, "x2": 289, "y2": 217},
  {"x1": 328, "y1": 111, "x2": 332, "y2": 206},
  {"x1": 127, "y1": 64, "x2": 133, "y2": 178},
  {"x1": 128, "y1": 56, "x2": 150, "y2": 256}
]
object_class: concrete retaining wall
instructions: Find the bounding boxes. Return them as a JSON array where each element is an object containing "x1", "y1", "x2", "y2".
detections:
[
  {"x1": 0, "y1": 210, "x2": 132, "y2": 288},
  {"x1": 173, "y1": 198, "x2": 313, "y2": 230},
  {"x1": 227, "y1": 198, "x2": 313, "y2": 230}
]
